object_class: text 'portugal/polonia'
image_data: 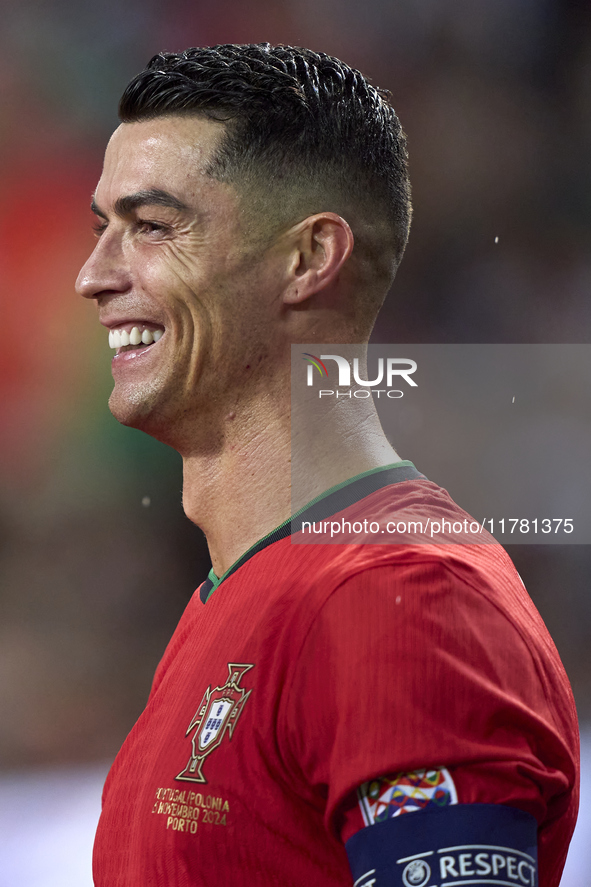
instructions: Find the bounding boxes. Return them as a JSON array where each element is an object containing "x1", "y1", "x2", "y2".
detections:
[{"x1": 176, "y1": 663, "x2": 254, "y2": 784}]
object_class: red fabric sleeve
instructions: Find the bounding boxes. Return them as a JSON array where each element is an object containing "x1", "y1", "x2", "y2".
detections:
[{"x1": 280, "y1": 559, "x2": 578, "y2": 887}]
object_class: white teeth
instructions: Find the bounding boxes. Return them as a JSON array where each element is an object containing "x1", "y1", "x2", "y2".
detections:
[{"x1": 108, "y1": 326, "x2": 163, "y2": 350}]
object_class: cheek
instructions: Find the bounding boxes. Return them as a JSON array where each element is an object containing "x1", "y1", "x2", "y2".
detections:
[
  {"x1": 133, "y1": 251, "x2": 202, "y2": 312},
  {"x1": 155, "y1": 242, "x2": 232, "y2": 300}
]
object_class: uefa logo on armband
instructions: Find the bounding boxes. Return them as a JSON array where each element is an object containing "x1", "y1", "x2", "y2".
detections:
[{"x1": 402, "y1": 859, "x2": 431, "y2": 887}]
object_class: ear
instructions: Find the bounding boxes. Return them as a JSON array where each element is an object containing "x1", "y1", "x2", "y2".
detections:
[{"x1": 283, "y1": 212, "x2": 354, "y2": 305}]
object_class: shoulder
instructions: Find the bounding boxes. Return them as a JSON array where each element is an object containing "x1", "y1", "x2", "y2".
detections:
[{"x1": 280, "y1": 541, "x2": 577, "y2": 768}]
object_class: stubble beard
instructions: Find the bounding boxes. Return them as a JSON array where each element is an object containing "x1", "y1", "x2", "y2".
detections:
[
  {"x1": 109, "y1": 375, "x2": 162, "y2": 423},
  {"x1": 107, "y1": 368, "x2": 223, "y2": 454},
  {"x1": 108, "y1": 369, "x2": 186, "y2": 444}
]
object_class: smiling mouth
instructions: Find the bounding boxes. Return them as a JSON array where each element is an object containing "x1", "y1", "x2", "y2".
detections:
[{"x1": 108, "y1": 324, "x2": 164, "y2": 351}]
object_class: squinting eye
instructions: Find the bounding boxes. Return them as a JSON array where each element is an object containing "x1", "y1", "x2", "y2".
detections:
[
  {"x1": 139, "y1": 220, "x2": 167, "y2": 234},
  {"x1": 92, "y1": 222, "x2": 108, "y2": 236}
]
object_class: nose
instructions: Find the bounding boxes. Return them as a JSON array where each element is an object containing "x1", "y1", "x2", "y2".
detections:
[{"x1": 75, "y1": 229, "x2": 131, "y2": 301}]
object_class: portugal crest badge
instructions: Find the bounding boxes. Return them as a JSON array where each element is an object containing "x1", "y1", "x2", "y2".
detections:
[{"x1": 176, "y1": 663, "x2": 254, "y2": 784}]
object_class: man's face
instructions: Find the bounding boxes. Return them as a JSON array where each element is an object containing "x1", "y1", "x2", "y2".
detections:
[{"x1": 76, "y1": 116, "x2": 285, "y2": 447}]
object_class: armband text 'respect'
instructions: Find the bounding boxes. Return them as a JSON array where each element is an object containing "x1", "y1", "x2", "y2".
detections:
[{"x1": 345, "y1": 803, "x2": 538, "y2": 887}]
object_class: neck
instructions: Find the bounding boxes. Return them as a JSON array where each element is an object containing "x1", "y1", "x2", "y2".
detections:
[{"x1": 182, "y1": 390, "x2": 399, "y2": 577}]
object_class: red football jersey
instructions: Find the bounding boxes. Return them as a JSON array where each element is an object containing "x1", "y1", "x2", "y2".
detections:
[{"x1": 93, "y1": 463, "x2": 579, "y2": 887}]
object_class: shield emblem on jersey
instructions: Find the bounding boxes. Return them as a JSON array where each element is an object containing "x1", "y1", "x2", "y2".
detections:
[
  {"x1": 198, "y1": 698, "x2": 233, "y2": 751},
  {"x1": 176, "y1": 663, "x2": 254, "y2": 784}
]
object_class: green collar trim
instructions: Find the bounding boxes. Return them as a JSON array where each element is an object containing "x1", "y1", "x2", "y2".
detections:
[{"x1": 201, "y1": 460, "x2": 419, "y2": 603}]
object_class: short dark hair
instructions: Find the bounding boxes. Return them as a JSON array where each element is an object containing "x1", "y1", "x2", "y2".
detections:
[{"x1": 119, "y1": 44, "x2": 411, "y2": 273}]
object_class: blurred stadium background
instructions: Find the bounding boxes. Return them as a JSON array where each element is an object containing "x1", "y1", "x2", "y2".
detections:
[{"x1": 0, "y1": 0, "x2": 589, "y2": 883}]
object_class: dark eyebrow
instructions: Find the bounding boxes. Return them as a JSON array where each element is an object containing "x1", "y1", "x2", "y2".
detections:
[{"x1": 90, "y1": 188, "x2": 191, "y2": 219}]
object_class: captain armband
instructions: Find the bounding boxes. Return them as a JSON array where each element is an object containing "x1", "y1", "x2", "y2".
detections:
[{"x1": 346, "y1": 803, "x2": 538, "y2": 887}]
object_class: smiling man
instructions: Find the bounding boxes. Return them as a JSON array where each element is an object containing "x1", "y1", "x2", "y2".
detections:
[{"x1": 76, "y1": 45, "x2": 579, "y2": 887}]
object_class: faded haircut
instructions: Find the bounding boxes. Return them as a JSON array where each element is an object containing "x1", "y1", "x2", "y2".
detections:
[{"x1": 119, "y1": 44, "x2": 412, "y2": 282}]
